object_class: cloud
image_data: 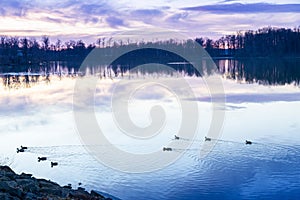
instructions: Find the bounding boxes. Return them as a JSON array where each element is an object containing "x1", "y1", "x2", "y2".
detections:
[
  {"x1": 43, "y1": 17, "x2": 63, "y2": 24},
  {"x1": 131, "y1": 9, "x2": 163, "y2": 17},
  {"x1": 86, "y1": 17, "x2": 100, "y2": 24},
  {"x1": 0, "y1": 0, "x2": 299, "y2": 42},
  {"x1": 128, "y1": 9, "x2": 165, "y2": 25},
  {"x1": 106, "y1": 16, "x2": 125, "y2": 27},
  {"x1": 167, "y1": 12, "x2": 189, "y2": 23},
  {"x1": 0, "y1": 8, "x2": 5, "y2": 16},
  {"x1": 218, "y1": 0, "x2": 237, "y2": 3},
  {"x1": 79, "y1": 3, "x2": 112, "y2": 15},
  {"x1": 0, "y1": 0, "x2": 34, "y2": 16},
  {"x1": 0, "y1": 29, "x2": 39, "y2": 33},
  {"x1": 53, "y1": 2, "x2": 124, "y2": 29},
  {"x1": 182, "y1": 3, "x2": 300, "y2": 13}
]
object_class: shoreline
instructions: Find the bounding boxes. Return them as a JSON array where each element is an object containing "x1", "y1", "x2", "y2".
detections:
[{"x1": 0, "y1": 165, "x2": 115, "y2": 200}]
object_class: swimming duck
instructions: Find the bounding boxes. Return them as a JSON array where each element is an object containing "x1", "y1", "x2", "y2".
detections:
[
  {"x1": 163, "y1": 147, "x2": 173, "y2": 151},
  {"x1": 245, "y1": 140, "x2": 252, "y2": 145},
  {"x1": 51, "y1": 162, "x2": 58, "y2": 168},
  {"x1": 16, "y1": 148, "x2": 25, "y2": 153},
  {"x1": 38, "y1": 157, "x2": 47, "y2": 162}
]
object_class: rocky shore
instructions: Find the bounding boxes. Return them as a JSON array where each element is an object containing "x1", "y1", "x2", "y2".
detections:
[{"x1": 0, "y1": 166, "x2": 113, "y2": 200}]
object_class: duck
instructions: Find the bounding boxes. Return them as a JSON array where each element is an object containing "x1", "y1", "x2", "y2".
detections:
[
  {"x1": 174, "y1": 135, "x2": 180, "y2": 140},
  {"x1": 16, "y1": 148, "x2": 25, "y2": 153},
  {"x1": 20, "y1": 146, "x2": 28, "y2": 150},
  {"x1": 245, "y1": 140, "x2": 252, "y2": 145},
  {"x1": 163, "y1": 147, "x2": 173, "y2": 151},
  {"x1": 38, "y1": 157, "x2": 47, "y2": 162},
  {"x1": 51, "y1": 162, "x2": 58, "y2": 168},
  {"x1": 205, "y1": 137, "x2": 212, "y2": 141}
]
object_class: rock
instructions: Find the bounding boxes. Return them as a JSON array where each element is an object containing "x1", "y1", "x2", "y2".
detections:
[
  {"x1": 11, "y1": 188, "x2": 24, "y2": 198},
  {"x1": 63, "y1": 185, "x2": 72, "y2": 189},
  {"x1": 0, "y1": 181, "x2": 11, "y2": 191},
  {"x1": 0, "y1": 166, "x2": 15, "y2": 174},
  {"x1": 0, "y1": 172, "x2": 15, "y2": 180},
  {"x1": 2, "y1": 180, "x2": 18, "y2": 188},
  {"x1": 0, "y1": 166, "x2": 16, "y2": 180},
  {"x1": 24, "y1": 192, "x2": 38, "y2": 200},
  {"x1": 61, "y1": 188, "x2": 72, "y2": 198},
  {"x1": 39, "y1": 187, "x2": 62, "y2": 196},
  {"x1": 0, "y1": 166, "x2": 115, "y2": 200},
  {"x1": 91, "y1": 190, "x2": 105, "y2": 198},
  {"x1": 93, "y1": 191, "x2": 123, "y2": 200},
  {"x1": 37, "y1": 179, "x2": 60, "y2": 189},
  {"x1": 0, "y1": 176, "x2": 11, "y2": 182},
  {"x1": 69, "y1": 189, "x2": 94, "y2": 199},
  {"x1": 0, "y1": 181, "x2": 24, "y2": 198},
  {"x1": 78, "y1": 186, "x2": 86, "y2": 191},
  {"x1": 15, "y1": 178, "x2": 39, "y2": 193},
  {"x1": 0, "y1": 192, "x2": 20, "y2": 200},
  {"x1": 19, "y1": 173, "x2": 32, "y2": 179}
]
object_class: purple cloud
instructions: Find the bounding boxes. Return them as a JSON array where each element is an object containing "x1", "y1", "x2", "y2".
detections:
[
  {"x1": 182, "y1": 3, "x2": 300, "y2": 13},
  {"x1": 131, "y1": 9, "x2": 163, "y2": 17},
  {"x1": 0, "y1": 0, "x2": 31, "y2": 16},
  {"x1": 43, "y1": 17, "x2": 63, "y2": 24},
  {"x1": 167, "y1": 13, "x2": 189, "y2": 23},
  {"x1": 106, "y1": 16, "x2": 125, "y2": 27},
  {"x1": 79, "y1": 3, "x2": 113, "y2": 15}
]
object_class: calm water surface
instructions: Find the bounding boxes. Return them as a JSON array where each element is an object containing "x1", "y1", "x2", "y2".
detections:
[{"x1": 0, "y1": 61, "x2": 300, "y2": 199}]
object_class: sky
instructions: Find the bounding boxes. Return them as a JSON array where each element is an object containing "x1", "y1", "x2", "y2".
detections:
[{"x1": 0, "y1": 0, "x2": 300, "y2": 43}]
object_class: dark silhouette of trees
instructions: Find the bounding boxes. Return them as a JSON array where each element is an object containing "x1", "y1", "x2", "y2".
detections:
[
  {"x1": 0, "y1": 26, "x2": 299, "y2": 76},
  {"x1": 42, "y1": 36, "x2": 50, "y2": 51},
  {"x1": 195, "y1": 27, "x2": 300, "y2": 58}
]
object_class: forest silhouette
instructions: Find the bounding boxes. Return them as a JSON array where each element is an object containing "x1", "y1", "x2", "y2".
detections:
[
  {"x1": 0, "y1": 27, "x2": 300, "y2": 86},
  {"x1": 0, "y1": 27, "x2": 299, "y2": 67}
]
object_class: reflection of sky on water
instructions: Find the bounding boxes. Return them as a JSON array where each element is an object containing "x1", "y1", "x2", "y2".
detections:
[{"x1": 0, "y1": 77, "x2": 299, "y2": 199}]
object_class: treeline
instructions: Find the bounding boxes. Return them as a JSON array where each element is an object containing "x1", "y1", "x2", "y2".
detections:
[
  {"x1": 198, "y1": 27, "x2": 300, "y2": 57},
  {"x1": 0, "y1": 36, "x2": 94, "y2": 66},
  {"x1": 0, "y1": 27, "x2": 299, "y2": 68}
]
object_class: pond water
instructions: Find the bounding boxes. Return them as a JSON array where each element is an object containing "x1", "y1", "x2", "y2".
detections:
[{"x1": 0, "y1": 61, "x2": 300, "y2": 199}]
